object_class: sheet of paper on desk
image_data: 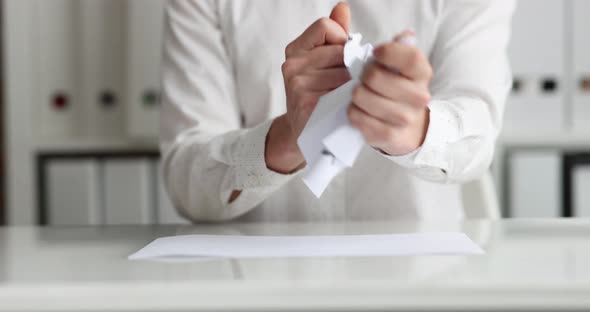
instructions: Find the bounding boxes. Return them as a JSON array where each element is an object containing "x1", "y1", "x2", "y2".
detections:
[{"x1": 128, "y1": 232, "x2": 484, "y2": 261}]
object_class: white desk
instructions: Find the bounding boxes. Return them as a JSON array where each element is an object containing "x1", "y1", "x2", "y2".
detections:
[{"x1": 1, "y1": 219, "x2": 590, "y2": 311}]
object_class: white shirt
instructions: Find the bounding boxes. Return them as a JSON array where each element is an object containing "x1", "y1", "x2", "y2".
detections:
[{"x1": 160, "y1": 0, "x2": 514, "y2": 222}]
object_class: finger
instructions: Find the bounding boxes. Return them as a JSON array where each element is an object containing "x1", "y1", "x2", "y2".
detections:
[
  {"x1": 329, "y1": 2, "x2": 351, "y2": 34},
  {"x1": 361, "y1": 62, "x2": 430, "y2": 107},
  {"x1": 309, "y1": 67, "x2": 351, "y2": 91},
  {"x1": 306, "y1": 45, "x2": 345, "y2": 69},
  {"x1": 351, "y1": 85, "x2": 415, "y2": 126},
  {"x1": 281, "y1": 45, "x2": 345, "y2": 80},
  {"x1": 372, "y1": 43, "x2": 432, "y2": 81},
  {"x1": 348, "y1": 104, "x2": 396, "y2": 147},
  {"x1": 285, "y1": 18, "x2": 348, "y2": 57},
  {"x1": 288, "y1": 68, "x2": 350, "y2": 93}
]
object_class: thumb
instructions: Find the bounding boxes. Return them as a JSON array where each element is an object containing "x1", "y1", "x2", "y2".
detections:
[{"x1": 329, "y1": 2, "x2": 351, "y2": 35}]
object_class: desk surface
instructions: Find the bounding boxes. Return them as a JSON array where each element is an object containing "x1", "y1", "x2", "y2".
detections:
[{"x1": 1, "y1": 219, "x2": 590, "y2": 311}]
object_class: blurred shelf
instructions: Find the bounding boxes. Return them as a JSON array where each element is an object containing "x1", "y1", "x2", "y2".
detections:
[
  {"x1": 32, "y1": 131, "x2": 590, "y2": 153},
  {"x1": 33, "y1": 137, "x2": 159, "y2": 153},
  {"x1": 499, "y1": 131, "x2": 590, "y2": 149}
]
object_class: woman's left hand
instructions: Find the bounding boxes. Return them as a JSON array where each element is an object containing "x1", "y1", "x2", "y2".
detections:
[{"x1": 348, "y1": 34, "x2": 433, "y2": 156}]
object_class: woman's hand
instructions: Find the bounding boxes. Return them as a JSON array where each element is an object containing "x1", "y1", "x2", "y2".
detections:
[
  {"x1": 265, "y1": 2, "x2": 351, "y2": 174},
  {"x1": 349, "y1": 32, "x2": 433, "y2": 156}
]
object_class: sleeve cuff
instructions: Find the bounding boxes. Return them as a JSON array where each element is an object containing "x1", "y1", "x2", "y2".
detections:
[
  {"x1": 222, "y1": 119, "x2": 299, "y2": 190},
  {"x1": 382, "y1": 147, "x2": 422, "y2": 169},
  {"x1": 382, "y1": 102, "x2": 457, "y2": 181}
]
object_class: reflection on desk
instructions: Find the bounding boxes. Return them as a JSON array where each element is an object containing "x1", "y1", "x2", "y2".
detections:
[{"x1": 1, "y1": 219, "x2": 590, "y2": 311}]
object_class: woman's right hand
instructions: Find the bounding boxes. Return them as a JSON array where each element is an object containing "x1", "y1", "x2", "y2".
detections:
[{"x1": 265, "y1": 2, "x2": 351, "y2": 174}]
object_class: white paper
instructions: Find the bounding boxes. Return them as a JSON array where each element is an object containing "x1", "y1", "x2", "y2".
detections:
[
  {"x1": 303, "y1": 154, "x2": 347, "y2": 198},
  {"x1": 298, "y1": 33, "x2": 416, "y2": 197},
  {"x1": 298, "y1": 33, "x2": 373, "y2": 197},
  {"x1": 128, "y1": 232, "x2": 484, "y2": 261}
]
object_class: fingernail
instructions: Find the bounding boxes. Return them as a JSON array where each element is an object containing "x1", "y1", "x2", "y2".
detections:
[
  {"x1": 399, "y1": 35, "x2": 417, "y2": 46},
  {"x1": 404, "y1": 28, "x2": 416, "y2": 35},
  {"x1": 394, "y1": 29, "x2": 417, "y2": 46}
]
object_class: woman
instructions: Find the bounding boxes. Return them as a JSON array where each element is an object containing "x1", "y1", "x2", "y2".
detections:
[{"x1": 160, "y1": 0, "x2": 514, "y2": 222}]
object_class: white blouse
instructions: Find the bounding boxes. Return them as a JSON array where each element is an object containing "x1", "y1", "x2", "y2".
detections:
[{"x1": 160, "y1": 0, "x2": 514, "y2": 222}]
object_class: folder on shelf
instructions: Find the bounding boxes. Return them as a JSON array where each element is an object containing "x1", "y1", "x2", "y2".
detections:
[
  {"x1": 504, "y1": 0, "x2": 565, "y2": 132},
  {"x1": 103, "y1": 159, "x2": 155, "y2": 225},
  {"x1": 573, "y1": 164, "x2": 590, "y2": 217},
  {"x1": 78, "y1": 0, "x2": 126, "y2": 137},
  {"x1": 37, "y1": 0, "x2": 80, "y2": 138},
  {"x1": 47, "y1": 159, "x2": 101, "y2": 225},
  {"x1": 125, "y1": 0, "x2": 166, "y2": 138},
  {"x1": 509, "y1": 150, "x2": 561, "y2": 218},
  {"x1": 572, "y1": 0, "x2": 590, "y2": 132}
]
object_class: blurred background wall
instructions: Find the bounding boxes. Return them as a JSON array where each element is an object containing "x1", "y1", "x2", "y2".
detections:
[
  {"x1": 2, "y1": 0, "x2": 589, "y2": 225},
  {"x1": 3, "y1": 0, "x2": 187, "y2": 225}
]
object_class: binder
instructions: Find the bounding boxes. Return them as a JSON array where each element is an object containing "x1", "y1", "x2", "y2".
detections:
[
  {"x1": 572, "y1": 0, "x2": 590, "y2": 132},
  {"x1": 504, "y1": 0, "x2": 565, "y2": 132},
  {"x1": 125, "y1": 0, "x2": 166, "y2": 138},
  {"x1": 46, "y1": 159, "x2": 101, "y2": 225},
  {"x1": 154, "y1": 160, "x2": 188, "y2": 224},
  {"x1": 36, "y1": 0, "x2": 80, "y2": 138},
  {"x1": 103, "y1": 159, "x2": 155, "y2": 225},
  {"x1": 78, "y1": 0, "x2": 126, "y2": 137},
  {"x1": 573, "y1": 166, "x2": 590, "y2": 217},
  {"x1": 508, "y1": 150, "x2": 561, "y2": 218}
]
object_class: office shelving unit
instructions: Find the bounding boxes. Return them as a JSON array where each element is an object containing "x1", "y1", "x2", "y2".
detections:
[
  {"x1": 3, "y1": 0, "x2": 184, "y2": 225},
  {"x1": 495, "y1": 0, "x2": 590, "y2": 218}
]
